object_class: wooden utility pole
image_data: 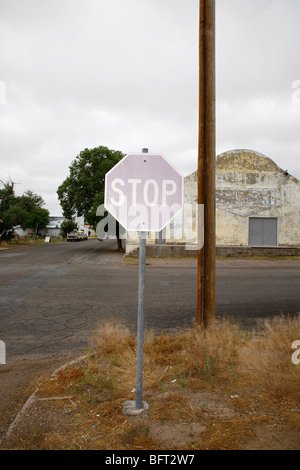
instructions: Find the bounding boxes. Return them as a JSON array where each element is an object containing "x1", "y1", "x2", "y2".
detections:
[{"x1": 197, "y1": 0, "x2": 216, "y2": 328}]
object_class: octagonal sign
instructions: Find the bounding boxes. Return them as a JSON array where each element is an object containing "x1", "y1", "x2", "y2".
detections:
[{"x1": 104, "y1": 153, "x2": 183, "y2": 232}]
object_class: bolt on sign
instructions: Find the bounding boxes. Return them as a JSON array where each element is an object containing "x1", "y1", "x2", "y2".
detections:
[{"x1": 104, "y1": 153, "x2": 183, "y2": 232}]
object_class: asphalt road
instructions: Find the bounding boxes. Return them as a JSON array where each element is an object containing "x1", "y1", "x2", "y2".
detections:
[{"x1": 0, "y1": 239, "x2": 300, "y2": 361}]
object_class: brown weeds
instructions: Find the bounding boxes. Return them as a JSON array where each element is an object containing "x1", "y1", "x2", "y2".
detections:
[
  {"x1": 238, "y1": 314, "x2": 300, "y2": 400},
  {"x1": 89, "y1": 316, "x2": 300, "y2": 402},
  {"x1": 11, "y1": 314, "x2": 300, "y2": 450}
]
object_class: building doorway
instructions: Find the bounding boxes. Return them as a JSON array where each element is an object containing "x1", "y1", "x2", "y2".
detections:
[
  {"x1": 249, "y1": 217, "x2": 277, "y2": 246},
  {"x1": 155, "y1": 227, "x2": 166, "y2": 244}
]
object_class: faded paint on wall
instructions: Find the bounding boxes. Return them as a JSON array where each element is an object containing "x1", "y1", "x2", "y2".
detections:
[
  {"x1": 183, "y1": 149, "x2": 300, "y2": 246},
  {"x1": 216, "y1": 150, "x2": 300, "y2": 245}
]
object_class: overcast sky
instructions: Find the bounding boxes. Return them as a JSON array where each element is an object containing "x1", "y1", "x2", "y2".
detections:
[{"x1": 1, "y1": 0, "x2": 300, "y2": 215}]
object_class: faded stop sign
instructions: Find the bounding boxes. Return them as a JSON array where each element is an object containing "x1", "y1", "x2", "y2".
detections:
[{"x1": 104, "y1": 153, "x2": 183, "y2": 232}]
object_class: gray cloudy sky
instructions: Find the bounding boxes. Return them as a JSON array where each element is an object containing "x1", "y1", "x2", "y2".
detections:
[{"x1": 1, "y1": 0, "x2": 300, "y2": 215}]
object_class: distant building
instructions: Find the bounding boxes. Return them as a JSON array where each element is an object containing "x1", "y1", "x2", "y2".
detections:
[
  {"x1": 14, "y1": 214, "x2": 66, "y2": 238},
  {"x1": 185, "y1": 149, "x2": 300, "y2": 246},
  {"x1": 44, "y1": 215, "x2": 66, "y2": 237}
]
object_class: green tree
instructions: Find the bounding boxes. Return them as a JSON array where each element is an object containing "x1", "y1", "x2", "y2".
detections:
[
  {"x1": 57, "y1": 146, "x2": 125, "y2": 228},
  {"x1": 17, "y1": 191, "x2": 49, "y2": 234},
  {"x1": 23, "y1": 206, "x2": 50, "y2": 236},
  {"x1": 0, "y1": 180, "x2": 18, "y2": 240},
  {"x1": 0, "y1": 181, "x2": 49, "y2": 241},
  {"x1": 60, "y1": 219, "x2": 77, "y2": 238}
]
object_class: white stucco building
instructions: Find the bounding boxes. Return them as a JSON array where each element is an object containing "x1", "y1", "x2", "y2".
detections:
[{"x1": 186, "y1": 149, "x2": 300, "y2": 247}]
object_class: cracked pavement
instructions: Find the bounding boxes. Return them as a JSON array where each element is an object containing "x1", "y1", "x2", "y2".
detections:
[
  {"x1": 1, "y1": 239, "x2": 300, "y2": 362},
  {"x1": 0, "y1": 239, "x2": 199, "y2": 362},
  {"x1": 0, "y1": 240, "x2": 137, "y2": 360}
]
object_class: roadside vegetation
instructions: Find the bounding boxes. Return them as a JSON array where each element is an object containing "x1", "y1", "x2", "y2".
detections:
[
  {"x1": 0, "y1": 236, "x2": 67, "y2": 247},
  {"x1": 57, "y1": 146, "x2": 125, "y2": 228},
  {"x1": 0, "y1": 179, "x2": 49, "y2": 243},
  {"x1": 5, "y1": 315, "x2": 300, "y2": 450}
]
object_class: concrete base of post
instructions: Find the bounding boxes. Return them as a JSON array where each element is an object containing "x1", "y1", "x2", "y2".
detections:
[{"x1": 122, "y1": 400, "x2": 149, "y2": 416}]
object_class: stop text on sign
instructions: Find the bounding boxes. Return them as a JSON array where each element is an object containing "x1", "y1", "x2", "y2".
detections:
[
  {"x1": 110, "y1": 178, "x2": 177, "y2": 207},
  {"x1": 104, "y1": 153, "x2": 183, "y2": 232}
]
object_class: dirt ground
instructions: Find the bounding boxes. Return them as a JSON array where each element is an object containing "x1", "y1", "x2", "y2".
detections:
[
  {"x1": 0, "y1": 353, "x2": 299, "y2": 451},
  {"x1": 0, "y1": 354, "x2": 74, "y2": 447}
]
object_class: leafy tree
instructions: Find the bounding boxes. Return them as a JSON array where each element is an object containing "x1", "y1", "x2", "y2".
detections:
[
  {"x1": 23, "y1": 206, "x2": 50, "y2": 236},
  {"x1": 0, "y1": 181, "x2": 18, "y2": 240},
  {"x1": 57, "y1": 146, "x2": 125, "y2": 228},
  {"x1": 0, "y1": 181, "x2": 49, "y2": 241},
  {"x1": 60, "y1": 219, "x2": 78, "y2": 238}
]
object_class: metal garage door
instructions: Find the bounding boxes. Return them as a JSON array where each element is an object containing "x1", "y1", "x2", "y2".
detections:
[
  {"x1": 155, "y1": 227, "x2": 166, "y2": 244},
  {"x1": 249, "y1": 217, "x2": 277, "y2": 246}
]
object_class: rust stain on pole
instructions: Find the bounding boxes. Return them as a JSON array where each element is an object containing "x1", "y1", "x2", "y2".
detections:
[{"x1": 197, "y1": 0, "x2": 216, "y2": 328}]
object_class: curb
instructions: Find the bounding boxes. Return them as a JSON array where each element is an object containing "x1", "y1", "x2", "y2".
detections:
[{"x1": 1, "y1": 354, "x2": 87, "y2": 445}]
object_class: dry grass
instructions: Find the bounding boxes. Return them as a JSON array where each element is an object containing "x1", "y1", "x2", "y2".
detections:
[
  {"x1": 239, "y1": 315, "x2": 300, "y2": 400},
  {"x1": 4, "y1": 315, "x2": 300, "y2": 450}
]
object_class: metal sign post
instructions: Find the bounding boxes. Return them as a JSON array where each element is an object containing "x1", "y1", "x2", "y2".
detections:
[
  {"x1": 135, "y1": 148, "x2": 148, "y2": 409},
  {"x1": 135, "y1": 230, "x2": 147, "y2": 408}
]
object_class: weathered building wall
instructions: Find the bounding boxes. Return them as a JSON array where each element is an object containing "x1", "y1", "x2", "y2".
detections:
[{"x1": 184, "y1": 149, "x2": 300, "y2": 246}]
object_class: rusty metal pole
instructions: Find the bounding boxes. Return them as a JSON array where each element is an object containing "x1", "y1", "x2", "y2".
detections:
[{"x1": 197, "y1": 0, "x2": 216, "y2": 328}]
